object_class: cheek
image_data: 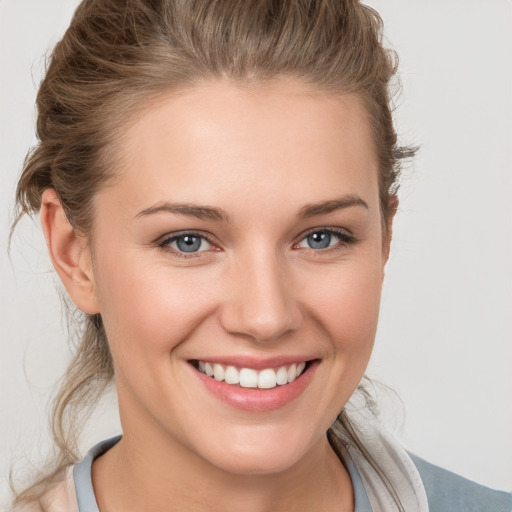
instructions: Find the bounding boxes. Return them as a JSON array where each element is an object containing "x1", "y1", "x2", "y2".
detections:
[
  {"x1": 303, "y1": 255, "x2": 383, "y2": 357},
  {"x1": 302, "y1": 257, "x2": 383, "y2": 413},
  {"x1": 93, "y1": 251, "x2": 215, "y2": 360}
]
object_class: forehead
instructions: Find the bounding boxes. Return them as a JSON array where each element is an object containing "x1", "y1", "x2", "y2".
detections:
[{"x1": 101, "y1": 78, "x2": 379, "y2": 219}]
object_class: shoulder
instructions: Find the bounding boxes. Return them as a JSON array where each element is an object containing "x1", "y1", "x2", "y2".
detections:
[
  {"x1": 12, "y1": 467, "x2": 79, "y2": 512},
  {"x1": 409, "y1": 454, "x2": 512, "y2": 512}
]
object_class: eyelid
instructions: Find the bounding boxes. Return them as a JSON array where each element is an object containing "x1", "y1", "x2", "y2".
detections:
[
  {"x1": 156, "y1": 230, "x2": 219, "y2": 257},
  {"x1": 299, "y1": 226, "x2": 355, "y2": 238},
  {"x1": 293, "y1": 227, "x2": 357, "y2": 249},
  {"x1": 154, "y1": 226, "x2": 357, "y2": 258},
  {"x1": 157, "y1": 229, "x2": 208, "y2": 243}
]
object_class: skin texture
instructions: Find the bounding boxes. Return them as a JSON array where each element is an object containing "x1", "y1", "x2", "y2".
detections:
[{"x1": 40, "y1": 78, "x2": 393, "y2": 512}]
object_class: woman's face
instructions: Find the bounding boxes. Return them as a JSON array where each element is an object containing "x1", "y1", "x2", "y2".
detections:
[{"x1": 88, "y1": 78, "x2": 389, "y2": 474}]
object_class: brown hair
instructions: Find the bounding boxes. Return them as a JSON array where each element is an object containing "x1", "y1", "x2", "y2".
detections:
[{"x1": 12, "y1": 0, "x2": 414, "y2": 507}]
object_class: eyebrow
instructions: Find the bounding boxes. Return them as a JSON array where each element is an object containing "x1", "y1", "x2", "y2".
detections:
[
  {"x1": 298, "y1": 195, "x2": 369, "y2": 218},
  {"x1": 135, "y1": 202, "x2": 231, "y2": 222},
  {"x1": 134, "y1": 194, "x2": 368, "y2": 222}
]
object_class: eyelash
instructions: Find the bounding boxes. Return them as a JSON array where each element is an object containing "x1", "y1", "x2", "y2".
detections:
[
  {"x1": 157, "y1": 231, "x2": 217, "y2": 259},
  {"x1": 157, "y1": 228, "x2": 358, "y2": 259},
  {"x1": 295, "y1": 227, "x2": 358, "y2": 252}
]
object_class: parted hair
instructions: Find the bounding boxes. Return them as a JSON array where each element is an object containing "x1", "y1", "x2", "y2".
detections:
[{"x1": 12, "y1": 0, "x2": 414, "y2": 507}]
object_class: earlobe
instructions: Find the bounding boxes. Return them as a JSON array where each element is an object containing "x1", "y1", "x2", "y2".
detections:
[
  {"x1": 40, "y1": 188, "x2": 100, "y2": 314},
  {"x1": 382, "y1": 195, "x2": 398, "y2": 274}
]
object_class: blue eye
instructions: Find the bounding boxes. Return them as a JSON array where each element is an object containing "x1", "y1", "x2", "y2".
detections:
[
  {"x1": 297, "y1": 229, "x2": 354, "y2": 250},
  {"x1": 161, "y1": 233, "x2": 213, "y2": 254},
  {"x1": 306, "y1": 231, "x2": 332, "y2": 249},
  {"x1": 175, "y1": 235, "x2": 203, "y2": 252}
]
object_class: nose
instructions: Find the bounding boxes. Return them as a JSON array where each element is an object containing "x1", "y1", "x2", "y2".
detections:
[{"x1": 218, "y1": 250, "x2": 303, "y2": 343}]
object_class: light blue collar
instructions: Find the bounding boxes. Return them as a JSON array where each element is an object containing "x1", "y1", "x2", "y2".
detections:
[{"x1": 73, "y1": 435, "x2": 373, "y2": 511}]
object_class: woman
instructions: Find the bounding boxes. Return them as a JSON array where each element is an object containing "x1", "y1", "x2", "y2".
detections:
[{"x1": 5, "y1": 1, "x2": 511, "y2": 511}]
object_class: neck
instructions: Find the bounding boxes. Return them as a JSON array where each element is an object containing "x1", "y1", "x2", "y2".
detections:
[{"x1": 92, "y1": 421, "x2": 353, "y2": 512}]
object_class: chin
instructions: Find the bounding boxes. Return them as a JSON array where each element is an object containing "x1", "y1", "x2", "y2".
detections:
[
  {"x1": 196, "y1": 429, "x2": 316, "y2": 476},
  {"x1": 211, "y1": 451, "x2": 303, "y2": 476}
]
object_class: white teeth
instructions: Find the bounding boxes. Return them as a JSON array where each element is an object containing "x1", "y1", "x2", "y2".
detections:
[
  {"x1": 204, "y1": 362, "x2": 214, "y2": 377},
  {"x1": 258, "y1": 369, "x2": 277, "y2": 389},
  {"x1": 213, "y1": 363, "x2": 225, "y2": 381},
  {"x1": 196, "y1": 360, "x2": 309, "y2": 389},
  {"x1": 224, "y1": 365, "x2": 240, "y2": 384},
  {"x1": 287, "y1": 363, "x2": 297, "y2": 383},
  {"x1": 276, "y1": 366, "x2": 288, "y2": 385},
  {"x1": 239, "y1": 368, "x2": 258, "y2": 388}
]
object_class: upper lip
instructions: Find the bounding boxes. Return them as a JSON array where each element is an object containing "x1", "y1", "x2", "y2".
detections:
[{"x1": 189, "y1": 355, "x2": 318, "y2": 370}]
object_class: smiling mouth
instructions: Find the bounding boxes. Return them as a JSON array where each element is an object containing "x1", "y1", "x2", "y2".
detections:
[{"x1": 190, "y1": 360, "x2": 315, "y2": 390}]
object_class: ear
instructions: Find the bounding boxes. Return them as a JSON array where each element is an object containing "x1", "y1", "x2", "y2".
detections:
[
  {"x1": 40, "y1": 188, "x2": 100, "y2": 314},
  {"x1": 382, "y1": 195, "x2": 398, "y2": 266}
]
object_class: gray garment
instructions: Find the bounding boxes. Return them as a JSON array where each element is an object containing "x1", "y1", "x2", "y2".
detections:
[
  {"x1": 409, "y1": 454, "x2": 512, "y2": 512},
  {"x1": 73, "y1": 436, "x2": 512, "y2": 512}
]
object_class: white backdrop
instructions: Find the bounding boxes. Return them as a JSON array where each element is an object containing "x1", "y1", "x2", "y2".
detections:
[{"x1": 1, "y1": 0, "x2": 511, "y2": 506}]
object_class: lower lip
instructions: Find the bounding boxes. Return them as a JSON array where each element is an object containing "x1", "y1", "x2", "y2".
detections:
[{"x1": 190, "y1": 360, "x2": 319, "y2": 412}]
